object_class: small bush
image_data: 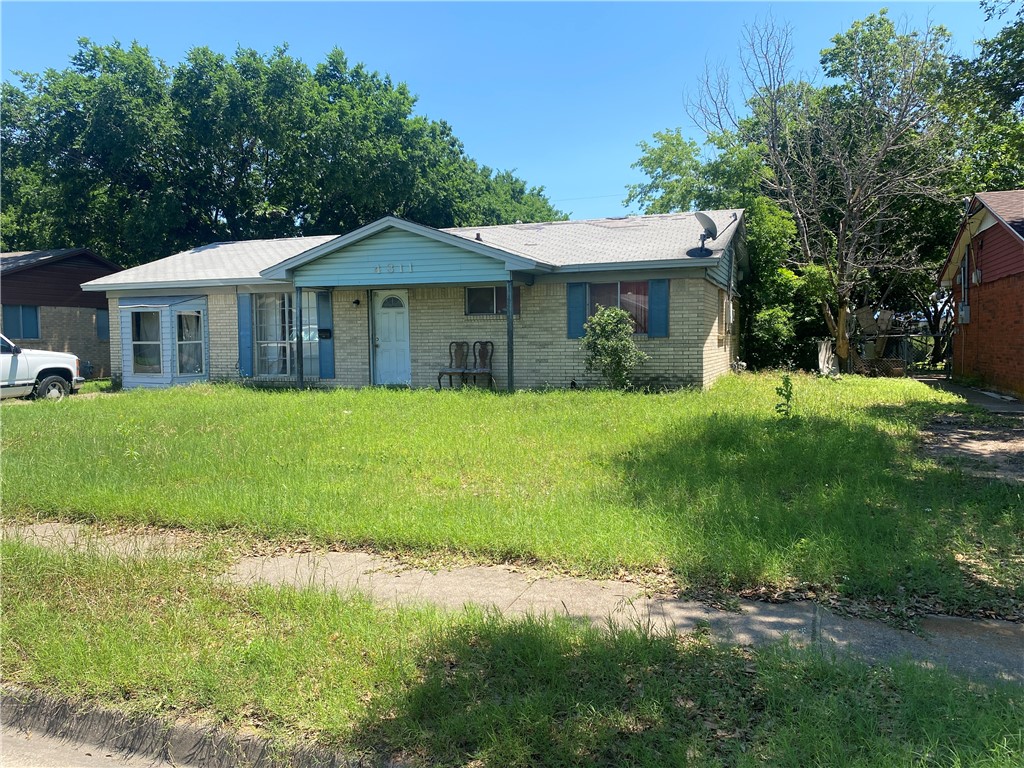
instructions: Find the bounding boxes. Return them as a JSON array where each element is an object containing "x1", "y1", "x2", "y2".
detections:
[{"x1": 580, "y1": 306, "x2": 649, "y2": 389}]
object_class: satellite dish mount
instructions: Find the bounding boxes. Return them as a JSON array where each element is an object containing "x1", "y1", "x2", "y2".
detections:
[{"x1": 694, "y1": 211, "x2": 719, "y2": 253}]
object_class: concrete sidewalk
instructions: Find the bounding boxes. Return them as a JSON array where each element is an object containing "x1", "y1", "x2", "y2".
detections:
[
  {"x1": 915, "y1": 375, "x2": 1024, "y2": 415},
  {"x1": 6, "y1": 522, "x2": 1023, "y2": 686}
]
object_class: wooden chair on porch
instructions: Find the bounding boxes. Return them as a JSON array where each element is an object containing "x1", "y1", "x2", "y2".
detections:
[
  {"x1": 437, "y1": 341, "x2": 470, "y2": 389},
  {"x1": 467, "y1": 340, "x2": 495, "y2": 390}
]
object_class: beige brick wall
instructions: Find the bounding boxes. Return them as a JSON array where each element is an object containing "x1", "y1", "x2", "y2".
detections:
[
  {"x1": 1, "y1": 304, "x2": 112, "y2": 378},
  {"x1": 207, "y1": 291, "x2": 239, "y2": 380},
  {"x1": 107, "y1": 298, "x2": 122, "y2": 381},
  {"x1": 332, "y1": 289, "x2": 371, "y2": 386},
  {"x1": 396, "y1": 278, "x2": 719, "y2": 390},
  {"x1": 701, "y1": 284, "x2": 735, "y2": 388}
]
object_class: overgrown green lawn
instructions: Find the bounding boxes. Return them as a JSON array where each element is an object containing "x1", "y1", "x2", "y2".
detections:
[
  {"x1": 3, "y1": 541, "x2": 1020, "y2": 767},
  {"x1": 3, "y1": 374, "x2": 1021, "y2": 614}
]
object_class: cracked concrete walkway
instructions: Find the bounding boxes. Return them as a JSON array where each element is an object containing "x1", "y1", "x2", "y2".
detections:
[{"x1": 5, "y1": 522, "x2": 1022, "y2": 686}]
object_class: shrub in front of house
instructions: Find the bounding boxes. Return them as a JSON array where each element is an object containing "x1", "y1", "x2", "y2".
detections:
[{"x1": 580, "y1": 305, "x2": 649, "y2": 389}]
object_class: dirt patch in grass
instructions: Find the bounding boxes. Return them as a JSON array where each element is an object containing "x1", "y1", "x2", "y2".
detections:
[{"x1": 919, "y1": 415, "x2": 1024, "y2": 484}]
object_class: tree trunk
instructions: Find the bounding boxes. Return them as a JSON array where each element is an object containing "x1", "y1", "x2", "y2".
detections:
[{"x1": 835, "y1": 300, "x2": 850, "y2": 367}]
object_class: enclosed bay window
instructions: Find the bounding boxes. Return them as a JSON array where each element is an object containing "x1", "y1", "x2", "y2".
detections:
[
  {"x1": 465, "y1": 286, "x2": 522, "y2": 316},
  {"x1": 131, "y1": 311, "x2": 162, "y2": 374},
  {"x1": 176, "y1": 311, "x2": 204, "y2": 375}
]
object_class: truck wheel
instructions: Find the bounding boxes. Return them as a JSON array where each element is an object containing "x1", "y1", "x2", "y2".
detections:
[{"x1": 35, "y1": 375, "x2": 70, "y2": 401}]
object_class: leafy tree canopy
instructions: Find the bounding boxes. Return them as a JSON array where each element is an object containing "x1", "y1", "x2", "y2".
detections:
[{"x1": 1, "y1": 40, "x2": 565, "y2": 265}]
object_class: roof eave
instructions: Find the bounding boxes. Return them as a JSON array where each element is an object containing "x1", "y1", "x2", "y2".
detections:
[
  {"x1": 81, "y1": 277, "x2": 289, "y2": 293},
  {"x1": 554, "y1": 256, "x2": 722, "y2": 273}
]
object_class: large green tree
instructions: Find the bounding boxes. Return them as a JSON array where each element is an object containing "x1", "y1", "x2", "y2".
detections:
[
  {"x1": 626, "y1": 132, "x2": 821, "y2": 369},
  {"x1": 1, "y1": 41, "x2": 564, "y2": 265},
  {"x1": 631, "y1": 9, "x2": 1023, "y2": 371}
]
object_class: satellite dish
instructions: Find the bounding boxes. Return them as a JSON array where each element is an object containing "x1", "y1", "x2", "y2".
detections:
[{"x1": 694, "y1": 211, "x2": 719, "y2": 240}]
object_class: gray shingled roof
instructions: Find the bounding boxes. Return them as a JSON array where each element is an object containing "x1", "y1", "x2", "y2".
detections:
[
  {"x1": 443, "y1": 210, "x2": 743, "y2": 267},
  {"x1": 83, "y1": 236, "x2": 339, "y2": 290},
  {"x1": 83, "y1": 211, "x2": 743, "y2": 291}
]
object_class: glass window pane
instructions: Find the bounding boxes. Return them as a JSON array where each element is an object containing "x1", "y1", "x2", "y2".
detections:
[
  {"x1": 589, "y1": 283, "x2": 618, "y2": 317},
  {"x1": 381, "y1": 296, "x2": 404, "y2": 309},
  {"x1": 97, "y1": 309, "x2": 109, "y2": 341},
  {"x1": 177, "y1": 312, "x2": 201, "y2": 342},
  {"x1": 620, "y1": 282, "x2": 649, "y2": 334},
  {"x1": 257, "y1": 342, "x2": 289, "y2": 375},
  {"x1": 466, "y1": 287, "x2": 495, "y2": 314},
  {"x1": 132, "y1": 311, "x2": 161, "y2": 342},
  {"x1": 178, "y1": 343, "x2": 204, "y2": 375},
  {"x1": 133, "y1": 343, "x2": 162, "y2": 373}
]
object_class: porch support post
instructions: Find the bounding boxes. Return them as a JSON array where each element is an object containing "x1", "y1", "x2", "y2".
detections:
[
  {"x1": 295, "y1": 285, "x2": 304, "y2": 387},
  {"x1": 506, "y1": 279, "x2": 515, "y2": 392}
]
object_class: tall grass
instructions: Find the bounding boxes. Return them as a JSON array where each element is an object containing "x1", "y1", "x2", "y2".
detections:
[
  {"x1": 3, "y1": 541, "x2": 1021, "y2": 767},
  {"x1": 3, "y1": 374, "x2": 1021, "y2": 610}
]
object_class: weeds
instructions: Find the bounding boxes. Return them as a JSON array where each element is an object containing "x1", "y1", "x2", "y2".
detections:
[
  {"x1": 2, "y1": 374, "x2": 1021, "y2": 615},
  {"x1": 3, "y1": 541, "x2": 1021, "y2": 767}
]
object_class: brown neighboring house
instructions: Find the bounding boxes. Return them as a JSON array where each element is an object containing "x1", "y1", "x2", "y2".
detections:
[
  {"x1": 939, "y1": 190, "x2": 1024, "y2": 398},
  {"x1": 1, "y1": 248, "x2": 124, "y2": 378}
]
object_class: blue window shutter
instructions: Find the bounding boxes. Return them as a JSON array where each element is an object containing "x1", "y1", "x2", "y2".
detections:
[
  {"x1": 567, "y1": 283, "x2": 587, "y2": 339},
  {"x1": 317, "y1": 291, "x2": 335, "y2": 379},
  {"x1": 21, "y1": 306, "x2": 39, "y2": 339},
  {"x1": 2, "y1": 305, "x2": 20, "y2": 337},
  {"x1": 237, "y1": 293, "x2": 253, "y2": 377},
  {"x1": 648, "y1": 279, "x2": 669, "y2": 338}
]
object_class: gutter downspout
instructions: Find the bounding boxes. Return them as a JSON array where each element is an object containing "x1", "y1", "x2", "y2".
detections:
[{"x1": 506, "y1": 279, "x2": 515, "y2": 392}]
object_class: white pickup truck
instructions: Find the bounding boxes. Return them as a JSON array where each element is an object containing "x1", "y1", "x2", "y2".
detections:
[{"x1": 1, "y1": 333, "x2": 84, "y2": 401}]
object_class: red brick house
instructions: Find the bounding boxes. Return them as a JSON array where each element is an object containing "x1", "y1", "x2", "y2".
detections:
[
  {"x1": 1, "y1": 248, "x2": 123, "y2": 378},
  {"x1": 940, "y1": 190, "x2": 1024, "y2": 398}
]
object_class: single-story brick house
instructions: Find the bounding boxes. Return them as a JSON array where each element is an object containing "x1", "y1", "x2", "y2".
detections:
[
  {"x1": 81, "y1": 212, "x2": 745, "y2": 391},
  {"x1": 1, "y1": 247, "x2": 124, "y2": 378},
  {"x1": 939, "y1": 190, "x2": 1024, "y2": 398}
]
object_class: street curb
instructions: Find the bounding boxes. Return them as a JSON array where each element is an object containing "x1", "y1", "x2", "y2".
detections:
[{"x1": 1, "y1": 687, "x2": 374, "y2": 767}]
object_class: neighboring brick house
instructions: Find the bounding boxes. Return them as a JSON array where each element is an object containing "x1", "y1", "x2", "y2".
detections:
[
  {"x1": 940, "y1": 190, "x2": 1024, "y2": 398},
  {"x1": 82, "y1": 212, "x2": 745, "y2": 391},
  {"x1": 1, "y1": 248, "x2": 124, "y2": 378}
]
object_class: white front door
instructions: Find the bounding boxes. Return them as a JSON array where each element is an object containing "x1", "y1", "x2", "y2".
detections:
[{"x1": 372, "y1": 290, "x2": 411, "y2": 385}]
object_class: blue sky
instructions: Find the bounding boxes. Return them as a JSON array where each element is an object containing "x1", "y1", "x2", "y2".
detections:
[{"x1": 0, "y1": 1, "x2": 1001, "y2": 220}]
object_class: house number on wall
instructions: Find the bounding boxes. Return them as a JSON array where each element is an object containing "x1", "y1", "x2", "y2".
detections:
[{"x1": 373, "y1": 264, "x2": 414, "y2": 274}]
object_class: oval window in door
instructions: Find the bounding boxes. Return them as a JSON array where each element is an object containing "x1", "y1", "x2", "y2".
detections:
[{"x1": 381, "y1": 296, "x2": 404, "y2": 308}]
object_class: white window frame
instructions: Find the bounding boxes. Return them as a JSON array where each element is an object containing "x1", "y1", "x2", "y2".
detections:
[
  {"x1": 176, "y1": 310, "x2": 205, "y2": 376},
  {"x1": 131, "y1": 310, "x2": 163, "y2": 375}
]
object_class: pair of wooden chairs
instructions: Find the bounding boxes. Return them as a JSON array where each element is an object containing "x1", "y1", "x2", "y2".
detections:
[{"x1": 438, "y1": 341, "x2": 494, "y2": 390}]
